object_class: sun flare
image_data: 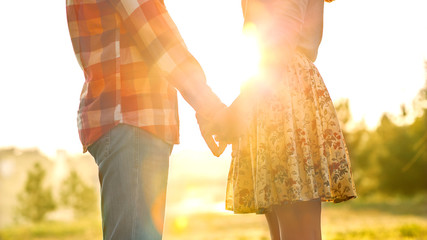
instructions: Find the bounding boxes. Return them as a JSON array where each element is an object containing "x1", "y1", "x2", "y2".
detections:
[
  {"x1": 234, "y1": 23, "x2": 262, "y2": 89},
  {"x1": 203, "y1": 22, "x2": 264, "y2": 105},
  {"x1": 238, "y1": 24, "x2": 261, "y2": 81}
]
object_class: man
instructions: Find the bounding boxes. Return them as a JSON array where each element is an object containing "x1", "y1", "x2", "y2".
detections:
[{"x1": 66, "y1": 0, "x2": 225, "y2": 239}]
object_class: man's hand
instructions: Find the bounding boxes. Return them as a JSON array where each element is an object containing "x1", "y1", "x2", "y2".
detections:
[
  {"x1": 197, "y1": 113, "x2": 227, "y2": 157},
  {"x1": 196, "y1": 94, "x2": 252, "y2": 157}
]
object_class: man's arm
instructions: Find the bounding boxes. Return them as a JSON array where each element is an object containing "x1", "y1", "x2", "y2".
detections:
[{"x1": 107, "y1": 0, "x2": 225, "y2": 119}]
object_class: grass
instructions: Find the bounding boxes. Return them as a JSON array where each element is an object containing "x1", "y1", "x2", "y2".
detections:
[
  {"x1": 0, "y1": 219, "x2": 102, "y2": 240},
  {"x1": 320, "y1": 194, "x2": 427, "y2": 240},
  {"x1": 326, "y1": 224, "x2": 427, "y2": 240},
  {"x1": 1, "y1": 195, "x2": 426, "y2": 240}
]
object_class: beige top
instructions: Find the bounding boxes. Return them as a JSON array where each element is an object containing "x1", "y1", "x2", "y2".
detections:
[{"x1": 242, "y1": 0, "x2": 324, "y2": 62}]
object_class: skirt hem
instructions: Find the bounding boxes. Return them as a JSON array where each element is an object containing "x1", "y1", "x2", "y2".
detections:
[{"x1": 226, "y1": 195, "x2": 357, "y2": 214}]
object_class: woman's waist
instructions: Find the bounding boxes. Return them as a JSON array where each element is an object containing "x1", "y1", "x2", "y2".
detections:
[{"x1": 296, "y1": 46, "x2": 318, "y2": 63}]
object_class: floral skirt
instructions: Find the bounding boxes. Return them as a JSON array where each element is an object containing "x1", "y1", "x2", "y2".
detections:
[{"x1": 225, "y1": 52, "x2": 357, "y2": 214}]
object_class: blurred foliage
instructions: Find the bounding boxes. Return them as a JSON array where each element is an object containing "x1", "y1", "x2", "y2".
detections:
[
  {"x1": 60, "y1": 170, "x2": 97, "y2": 218},
  {"x1": 336, "y1": 77, "x2": 427, "y2": 196},
  {"x1": 15, "y1": 163, "x2": 56, "y2": 223}
]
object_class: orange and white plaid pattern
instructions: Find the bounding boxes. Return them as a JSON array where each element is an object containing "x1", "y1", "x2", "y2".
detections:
[{"x1": 67, "y1": 0, "x2": 224, "y2": 152}]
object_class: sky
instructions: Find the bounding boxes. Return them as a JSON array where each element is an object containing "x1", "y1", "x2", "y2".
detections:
[{"x1": 0, "y1": 0, "x2": 426, "y2": 157}]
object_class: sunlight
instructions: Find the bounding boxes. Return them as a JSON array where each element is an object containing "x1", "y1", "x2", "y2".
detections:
[
  {"x1": 239, "y1": 23, "x2": 262, "y2": 82},
  {"x1": 205, "y1": 22, "x2": 263, "y2": 106},
  {"x1": 180, "y1": 197, "x2": 205, "y2": 212},
  {"x1": 172, "y1": 216, "x2": 189, "y2": 232},
  {"x1": 214, "y1": 202, "x2": 232, "y2": 214}
]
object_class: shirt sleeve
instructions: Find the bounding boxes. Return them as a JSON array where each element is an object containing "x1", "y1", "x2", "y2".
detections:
[{"x1": 107, "y1": 0, "x2": 225, "y2": 118}]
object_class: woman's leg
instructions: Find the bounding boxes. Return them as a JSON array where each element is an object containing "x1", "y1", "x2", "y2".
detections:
[
  {"x1": 265, "y1": 210, "x2": 281, "y2": 240},
  {"x1": 274, "y1": 199, "x2": 322, "y2": 240}
]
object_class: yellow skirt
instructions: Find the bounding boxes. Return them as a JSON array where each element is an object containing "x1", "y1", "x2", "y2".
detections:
[{"x1": 225, "y1": 53, "x2": 357, "y2": 214}]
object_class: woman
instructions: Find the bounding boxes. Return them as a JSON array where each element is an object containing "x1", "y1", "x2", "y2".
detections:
[{"x1": 212, "y1": 0, "x2": 357, "y2": 239}]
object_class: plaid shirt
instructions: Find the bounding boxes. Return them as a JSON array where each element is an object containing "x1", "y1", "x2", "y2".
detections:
[{"x1": 66, "y1": 0, "x2": 224, "y2": 152}]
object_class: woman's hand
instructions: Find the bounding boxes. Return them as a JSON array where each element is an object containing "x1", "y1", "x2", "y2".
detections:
[{"x1": 196, "y1": 94, "x2": 252, "y2": 157}]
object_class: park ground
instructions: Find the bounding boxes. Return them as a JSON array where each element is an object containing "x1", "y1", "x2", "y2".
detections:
[{"x1": 0, "y1": 194, "x2": 426, "y2": 240}]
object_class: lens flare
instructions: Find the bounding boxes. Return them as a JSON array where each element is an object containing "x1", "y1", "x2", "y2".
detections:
[
  {"x1": 237, "y1": 23, "x2": 262, "y2": 85},
  {"x1": 173, "y1": 215, "x2": 189, "y2": 232}
]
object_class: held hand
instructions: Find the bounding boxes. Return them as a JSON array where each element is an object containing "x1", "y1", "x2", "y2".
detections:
[
  {"x1": 197, "y1": 114, "x2": 228, "y2": 157},
  {"x1": 209, "y1": 103, "x2": 247, "y2": 144}
]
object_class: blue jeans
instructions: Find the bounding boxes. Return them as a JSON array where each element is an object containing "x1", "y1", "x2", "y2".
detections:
[{"x1": 88, "y1": 124, "x2": 172, "y2": 240}]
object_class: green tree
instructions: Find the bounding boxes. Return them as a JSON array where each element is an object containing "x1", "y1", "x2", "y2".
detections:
[
  {"x1": 16, "y1": 162, "x2": 56, "y2": 222},
  {"x1": 60, "y1": 170, "x2": 97, "y2": 218},
  {"x1": 334, "y1": 75, "x2": 427, "y2": 196},
  {"x1": 335, "y1": 98, "x2": 352, "y2": 130},
  {"x1": 353, "y1": 78, "x2": 427, "y2": 196},
  {"x1": 334, "y1": 99, "x2": 373, "y2": 195},
  {"x1": 402, "y1": 76, "x2": 427, "y2": 193}
]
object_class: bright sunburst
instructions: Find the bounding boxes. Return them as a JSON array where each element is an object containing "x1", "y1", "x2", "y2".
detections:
[{"x1": 237, "y1": 23, "x2": 262, "y2": 85}]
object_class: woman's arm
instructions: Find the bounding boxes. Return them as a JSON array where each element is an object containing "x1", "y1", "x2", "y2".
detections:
[{"x1": 212, "y1": 0, "x2": 311, "y2": 142}]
